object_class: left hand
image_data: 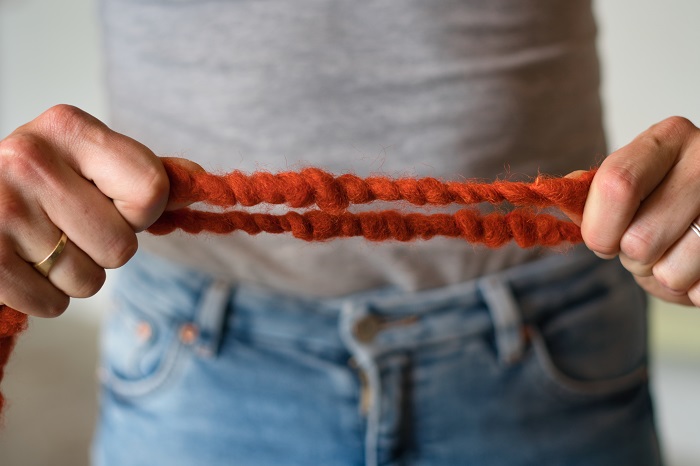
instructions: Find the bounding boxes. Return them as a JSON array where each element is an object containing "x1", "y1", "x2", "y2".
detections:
[{"x1": 569, "y1": 116, "x2": 700, "y2": 307}]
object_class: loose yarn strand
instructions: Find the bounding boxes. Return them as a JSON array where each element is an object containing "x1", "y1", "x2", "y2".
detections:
[{"x1": 0, "y1": 159, "x2": 596, "y2": 420}]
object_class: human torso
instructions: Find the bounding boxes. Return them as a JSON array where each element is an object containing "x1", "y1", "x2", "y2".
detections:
[{"x1": 101, "y1": 0, "x2": 605, "y2": 296}]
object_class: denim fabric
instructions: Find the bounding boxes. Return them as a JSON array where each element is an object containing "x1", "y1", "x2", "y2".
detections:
[{"x1": 92, "y1": 247, "x2": 662, "y2": 466}]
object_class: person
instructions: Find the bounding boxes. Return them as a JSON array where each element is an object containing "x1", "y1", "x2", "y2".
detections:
[{"x1": 2, "y1": 0, "x2": 693, "y2": 464}]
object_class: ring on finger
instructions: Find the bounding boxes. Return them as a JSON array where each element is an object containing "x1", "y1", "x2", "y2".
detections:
[
  {"x1": 33, "y1": 232, "x2": 68, "y2": 277},
  {"x1": 691, "y1": 222, "x2": 700, "y2": 239}
]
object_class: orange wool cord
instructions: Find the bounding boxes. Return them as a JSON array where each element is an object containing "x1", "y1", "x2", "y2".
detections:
[
  {"x1": 149, "y1": 208, "x2": 584, "y2": 246},
  {"x1": 162, "y1": 160, "x2": 596, "y2": 214},
  {"x1": 0, "y1": 159, "x2": 597, "y2": 417}
]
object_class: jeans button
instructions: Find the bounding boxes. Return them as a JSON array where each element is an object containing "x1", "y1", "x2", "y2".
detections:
[
  {"x1": 135, "y1": 321, "x2": 152, "y2": 343},
  {"x1": 352, "y1": 314, "x2": 383, "y2": 343},
  {"x1": 179, "y1": 323, "x2": 199, "y2": 345}
]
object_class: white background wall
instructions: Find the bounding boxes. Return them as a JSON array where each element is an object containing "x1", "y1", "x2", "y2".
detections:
[{"x1": 0, "y1": 0, "x2": 699, "y2": 465}]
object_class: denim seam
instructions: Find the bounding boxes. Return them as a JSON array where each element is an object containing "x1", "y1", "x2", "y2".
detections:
[
  {"x1": 478, "y1": 276, "x2": 525, "y2": 366},
  {"x1": 193, "y1": 279, "x2": 232, "y2": 358}
]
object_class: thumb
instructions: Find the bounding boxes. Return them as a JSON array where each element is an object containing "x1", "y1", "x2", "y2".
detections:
[
  {"x1": 559, "y1": 170, "x2": 589, "y2": 226},
  {"x1": 160, "y1": 156, "x2": 207, "y2": 211}
]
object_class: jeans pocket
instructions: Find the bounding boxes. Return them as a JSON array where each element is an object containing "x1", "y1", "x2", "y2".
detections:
[
  {"x1": 527, "y1": 269, "x2": 649, "y2": 403},
  {"x1": 99, "y1": 294, "x2": 188, "y2": 399}
]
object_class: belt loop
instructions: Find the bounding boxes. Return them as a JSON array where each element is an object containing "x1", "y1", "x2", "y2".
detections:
[
  {"x1": 340, "y1": 302, "x2": 381, "y2": 466},
  {"x1": 192, "y1": 279, "x2": 232, "y2": 358},
  {"x1": 478, "y1": 275, "x2": 525, "y2": 366}
]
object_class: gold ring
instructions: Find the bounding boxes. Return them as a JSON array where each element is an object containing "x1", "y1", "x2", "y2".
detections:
[{"x1": 33, "y1": 232, "x2": 68, "y2": 277}]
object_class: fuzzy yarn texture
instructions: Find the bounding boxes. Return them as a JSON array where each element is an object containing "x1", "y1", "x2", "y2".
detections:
[{"x1": 0, "y1": 159, "x2": 596, "y2": 419}]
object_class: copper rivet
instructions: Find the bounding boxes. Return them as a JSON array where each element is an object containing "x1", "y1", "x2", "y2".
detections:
[
  {"x1": 352, "y1": 315, "x2": 382, "y2": 343},
  {"x1": 179, "y1": 323, "x2": 199, "y2": 344},
  {"x1": 135, "y1": 322, "x2": 152, "y2": 342}
]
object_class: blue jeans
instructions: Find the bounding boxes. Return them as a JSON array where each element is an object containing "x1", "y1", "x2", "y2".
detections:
[{"x1": 92, "y1": 247, "x2": 662, "y2": 466}]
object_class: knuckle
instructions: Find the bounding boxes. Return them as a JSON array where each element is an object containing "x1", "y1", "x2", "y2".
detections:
[
  {"x1": 138, "y1": 163, "x2": 170, "y2": 213},
  {"x1": 597, "y1": 164, "x2": 643, "y2": 206},
  {"x1": 74, "y1": 268, "x2": 107, "y2": 298},
  {"x1": 116, "y1": 160, "x2": 170, "y2": 231},
  {"x1": 654, "y1": 274, "x2": 687, "y2": 295},
  {"x1": 0, "y1": 133, "x2": 51, "y2": 182},
  {"x1": 39, "y1": 105, "x2": 112, "y2": 153},
  {"x1": 0, "y1": 134, "x2": 67, "y2": 200},
  {"x1": 688, "y1": 284, "x2": 700, "y2": 308},
  {"x1": 100, "y1": 233, "x2": 138, "y2": 269},
  {"x1": 0, "y1": 132, "x2": 39, "y2": 159},
  {"x1": 44, "y1": 296, "x2": 70, "y2": 318},
  {"x1": 650, "y1": 261, "x2": 682, "y2": 292},
  {"x1": 0, "y1": 188, "x2": 27, "y2": 224},
  {"x1": 619, "y1": 252, "x2": 653, "y2": 277},
  {"x1": 619, "y1": 225, "x2": 657, "y2": 266},
  {"x1": 654, "y1": 116, "x2": 696, "y2": 137},
  {"x1": 39, "y1": 104, "x2": 91, "y2": 136},
  {"x1": 642, "y1": 116, "x2": 697, "y2": 150}
]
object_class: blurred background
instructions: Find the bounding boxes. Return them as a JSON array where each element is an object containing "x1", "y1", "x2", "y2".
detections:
[{"x1": 0, "y1": 0, "x2": 699, "y2": 464}]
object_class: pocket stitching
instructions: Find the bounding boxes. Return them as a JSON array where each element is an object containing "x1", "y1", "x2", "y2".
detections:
[
  {"x1": 100, "y1": 300, "x2": 190, "y2": 398},
  {"x1": 528, "y1": 325, "x2": 648, "y2": 402}
]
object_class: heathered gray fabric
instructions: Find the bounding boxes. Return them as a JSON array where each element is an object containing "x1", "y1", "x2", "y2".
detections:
[{"x1": 100, "y1": 0, "x2": 606, "y2": 297}]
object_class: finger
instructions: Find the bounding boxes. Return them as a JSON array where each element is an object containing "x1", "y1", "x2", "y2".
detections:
[
  {"x1": 26, "y1": 151, "x2": 139, "y2": 269},
  {"x1": 12, "y1": 206, "x2": 107, "y2": 299},
  {"x1": 25, "y1": 105, "x2": 170, "y2": 231},
  {"x1": 581, "y1": 117, "x2": 696, "y2": 258},
  {"x1": 34, "y1": 238, "x2": 106, "y2": 299},
  {"x1": 617, "y1": 141, "x2": 700, "y2": 276},
  {"x1": 687, "y1": 282, "x2": 700, "y2": 308},
  {"x1": 650, "y1": 222, "x2": 700, "y2": 294},
  {"x1": 0, "y1": 130, "x2": 138, "y2": 269},
  {"x1": 634, "y1": 275, "x2": 694, "y2": 307},
  {"x1": 0, "y1": 245, "x2": 70, "y2": 318}
]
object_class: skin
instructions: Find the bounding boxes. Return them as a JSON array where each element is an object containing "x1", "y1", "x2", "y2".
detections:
[
  {"x1": 1, "y1": 106, "x2": 697, "y2": 318},
  {"x1": 567, "y1": 116, "x2": 700, "y2": 308},
  {"x1": 0, "y1": 104, "x2": 172, "y2": 318}
]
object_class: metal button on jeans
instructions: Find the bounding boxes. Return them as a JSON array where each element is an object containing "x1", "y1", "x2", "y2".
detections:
[
  {"x1": 352, "y1": 314, "x2": 419, "y2": 343},
  {"x1": 179, "y1": 323, "x2": 199, "y2": 345},
  {"x1": 352, "y1": 314, "x2": 383, "y2": 343}
]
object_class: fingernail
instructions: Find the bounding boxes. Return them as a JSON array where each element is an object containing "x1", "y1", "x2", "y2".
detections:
[
  {"x1": 594, "y1": 251, "x2": 617, "y2": 260},
  {"x1": 565, "y1": 170, "x2": 587, "y2": 179}
]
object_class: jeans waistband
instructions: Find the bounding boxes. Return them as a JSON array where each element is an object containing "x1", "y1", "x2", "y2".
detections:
[
  {"x1": 112, "y1": 246, "x2": 634, "y2": 466},
  {"x1": 117, "y1": 245, "x2": 621, "y2": 359}
]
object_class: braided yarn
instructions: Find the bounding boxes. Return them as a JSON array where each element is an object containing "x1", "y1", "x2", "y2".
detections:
[
  {"x1": 153, "y1": 161, "x2": 595, "y2": 245},
  {"x1": 0, "y1": 159, "x2": 596, "y2": 419},
  {"x1": 162, "y1": 161, "x2": 594, "y2": 215}
]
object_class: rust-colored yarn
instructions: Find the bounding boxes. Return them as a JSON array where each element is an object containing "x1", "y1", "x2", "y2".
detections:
[
  {"x1": 153, "y1": 161, "x2": 596, "y2": 245},
  {"x1": 0, "y1": 307, "x2": 28, "y2": 415},
  {"x1": 162, "y1": 160, "x2": 595, "y2": 215},
  {"x1": 150, "y1": 208, "x2": 583, "y2": 247},
  {"x1": 0, "y1": 159, "x2": 596, "y2": 418}
]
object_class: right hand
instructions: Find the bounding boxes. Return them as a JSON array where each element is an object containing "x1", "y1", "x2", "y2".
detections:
[{"x1": 0, "y1": 105, "x2": 170, "y2": 318}]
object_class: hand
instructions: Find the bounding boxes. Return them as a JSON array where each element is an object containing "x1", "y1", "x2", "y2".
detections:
[
  {"x1": 0, "y1": 105, "x2": 170, "y2": 317},
  {"x1": 572, "y1": 116, "x2": 700, "y2": 307}
]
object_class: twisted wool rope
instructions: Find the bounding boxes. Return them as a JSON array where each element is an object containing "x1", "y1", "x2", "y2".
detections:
[
  {"x1": 150, "y1": 161, "x2": 596, "y2": 245},
  {"x1": 0, "y1": 159, "x2": 596, "y2": 416}
]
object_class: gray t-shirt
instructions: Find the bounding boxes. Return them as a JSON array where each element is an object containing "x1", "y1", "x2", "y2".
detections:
[{"x1": 100, "y1": 0, "x2": 605, "y2": 297}]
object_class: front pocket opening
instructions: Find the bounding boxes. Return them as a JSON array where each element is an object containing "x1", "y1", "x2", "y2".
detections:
[{"x1": 527, "y1": 325, "x2": 649, "y2": 399}]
